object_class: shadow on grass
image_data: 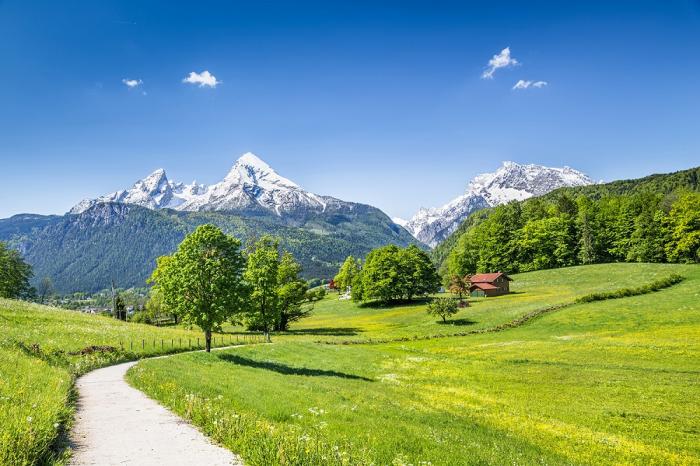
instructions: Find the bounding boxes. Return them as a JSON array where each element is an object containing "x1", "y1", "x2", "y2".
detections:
[
  {"x1": 358, "y1": 298, "x2": 431, "y2": 309},
  {"x1": 284, "y1": 327, "x2": 363, "y2": 336},
  {"x1": 218, "y1": 354, "x2": 374, "y2": 381},
  {"x1": 436, "y1": 318, "x2": 477, "y2": 326}
]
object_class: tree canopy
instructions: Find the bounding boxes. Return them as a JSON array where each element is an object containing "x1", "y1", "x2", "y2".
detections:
[
  {"x1": 445, "y1": 191, "x2": 700, "y2": 278},
  {"x1": 0, "y1": 241, "x2": 33, "y2": 299},
  {"x1": 350, "y1": 244, "x2": 440, "y2": 304},
  {"x1": 148, "y1": 224, "x2": 248, "y2": 352},
  {"x1": 333, "y1": 256, "x2": 361, "y2": 292},
  {"x1": 244, "y1": 236, "x2": 282, "y2": 341}
]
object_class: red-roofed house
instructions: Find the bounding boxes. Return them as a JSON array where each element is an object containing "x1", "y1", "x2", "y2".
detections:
[{"x1": 469, "y1": 272, "x2": 512, "y2": 297}]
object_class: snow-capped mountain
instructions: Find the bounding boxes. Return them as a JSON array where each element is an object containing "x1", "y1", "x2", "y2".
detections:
[
  {"x1": 71, "y1": 152, "x2": 332, "y2": 216},
  {"x1": 403, "y1": 161, "x2": 594, "y2": 247}
]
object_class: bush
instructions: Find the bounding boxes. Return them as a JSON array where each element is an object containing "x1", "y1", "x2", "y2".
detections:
[{"x1": 576, "y1": 274, "x2": 683, "y2": 303}]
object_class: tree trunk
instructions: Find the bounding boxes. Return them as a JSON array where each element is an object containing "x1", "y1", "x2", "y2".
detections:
[
  {"x1": 205, "y1": 329, "x2": 212, "y2": 352},
  {"x1": 442, "y1": 315, "x2": 446, "y2": 323}
]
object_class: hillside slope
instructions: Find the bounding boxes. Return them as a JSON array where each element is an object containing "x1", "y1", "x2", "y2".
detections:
[
  {"x1": 0, "y1": 202, "x2": 414, "y2": 293},
  {"x1": 128, "y1": 263, "x2": 700, "y2": 465},
  {"x1": 432, "y1": 165, "x2": 700, "y2": 269}
]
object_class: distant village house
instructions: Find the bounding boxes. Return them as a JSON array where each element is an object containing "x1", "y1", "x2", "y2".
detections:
[{"x1": 469, "y1": 272, "x2": 512, "y2": 297}]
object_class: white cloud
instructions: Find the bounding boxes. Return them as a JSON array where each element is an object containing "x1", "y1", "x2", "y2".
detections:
[
  {"x1": 482, "y1": 47, "x2": 518, "y2": 79},
  {"x1": 122, "y1": 78, "x2": 143, "y2": 88},
  {"x1": 182, "y1": 70, "x2": 220, "y2": 88},
  {"x1": 512, "y1": 79, "x2": 548, "y2": 90}
]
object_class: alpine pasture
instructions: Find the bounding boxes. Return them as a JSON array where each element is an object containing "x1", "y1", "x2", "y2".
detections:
[
  {"x1": 2, "y1": 263, "x2": 699, "y2": 465},
  {"x1": 0, "y1": 299, "x2": 257, "y2": 465},
  {"x1": 126, "y1": 263, "x2": 700, "y2": 465}
]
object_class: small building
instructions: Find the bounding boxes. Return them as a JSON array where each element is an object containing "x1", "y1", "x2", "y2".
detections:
[{"x1": 469, "y1": 272, "x2": 512, "y2": 297}]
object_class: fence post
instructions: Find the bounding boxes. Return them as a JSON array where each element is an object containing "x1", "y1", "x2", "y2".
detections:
[
  {"x1": 142, "y1": 339, "x2": 145, "y2": 349},
  {"x1": 130, "y1": 340, "x2": 133, "y2": 351},
  {"x1": 197, "y1": 337, "x2": 200, "y2": 348}
]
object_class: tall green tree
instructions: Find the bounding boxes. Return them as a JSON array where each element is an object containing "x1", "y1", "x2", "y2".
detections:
[
  {"x1": 665, "y1": 192, "x2": 700, "y2": 263},
  {"x1": 354, "y1": 244, "x2": 440, "y2": 304},
  {"x1": 149, "y1": 224, "x2": 248, "y2": 352},
  {"x1": 399, "y1": 245, "x2": 441, "y2": 300},
  {"x1": 275, "y1": 252, "x2": 310, "y2": 331},
  {"x1": 244, "y1": 236, "x2": 281, "y2": 342},
  {"x1": 0, "y1": 242, "x2": 33, "y2": 299},
  {"x1": 334, "y1": 256, "x2": 361, "y2": 292}
]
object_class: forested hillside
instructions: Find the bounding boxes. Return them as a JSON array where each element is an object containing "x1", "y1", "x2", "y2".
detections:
[
  {"x1": 0, "y1": 202, "x2": 415, "y2": 293},
  {"x1": 435, "y1": 166, "x2": 700, "y2": 276}
]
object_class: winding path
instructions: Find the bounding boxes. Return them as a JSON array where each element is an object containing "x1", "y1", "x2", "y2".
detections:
[{"x1": 69, "y1": 355, "x2": 243, "y2": 466}]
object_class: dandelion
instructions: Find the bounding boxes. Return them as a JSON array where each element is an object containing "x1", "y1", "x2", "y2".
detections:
[{"x1": 27, "y1": 416, "x2": 32, "y2": 423}]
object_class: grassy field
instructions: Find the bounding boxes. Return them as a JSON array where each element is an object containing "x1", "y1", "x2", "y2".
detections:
[
  {"x1": 0, "y1": 299, "x2": 260, "y2": 465},
  {"x1": 127, "y1": 263, "x2": 700, "y2": 465},
  {"x1": 278, "y1": 263, "x2": 692, "y2": 342}
]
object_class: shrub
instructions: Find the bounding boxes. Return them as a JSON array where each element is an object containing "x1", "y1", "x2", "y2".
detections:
[{"x1": 576, "y1": 274, "x2": 683, "y2": 303}]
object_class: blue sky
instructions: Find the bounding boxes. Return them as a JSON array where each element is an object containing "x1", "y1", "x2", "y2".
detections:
[{"x1": 1, "y1": 1, "x2": 699, "y2": 219}]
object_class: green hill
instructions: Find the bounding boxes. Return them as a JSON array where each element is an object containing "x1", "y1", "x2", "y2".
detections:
[
  {"x1": 127, "y1": 263, "x2": 700, "y2": 465},
  {"x1": 0, "y1": 298, "x2": 260, "y2": 465},
  {"x1": 432, "y1": 165, "x2": 700, "y2": 274},
  {"x1": 3, "y1": 263, "x2": 699, "y2": 464}
]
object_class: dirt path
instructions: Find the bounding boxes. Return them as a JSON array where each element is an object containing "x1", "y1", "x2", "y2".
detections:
[{"x1": 69, "y1": 351, "x2": 244, "y2": 466}]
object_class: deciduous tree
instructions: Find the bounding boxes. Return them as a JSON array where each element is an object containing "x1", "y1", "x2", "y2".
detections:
[
  {"x1": 149, "y1": 224, "x2": 248, "y2": 352},
  {"x1": 0, "y1": 242, "x2": 33, "y2": 299},
  {"x1": 244, "y1": 236, "x2": 281, "y2": 342},
  {"x1": 426, "y1": 297, "x2": 459, "y2": 323}
]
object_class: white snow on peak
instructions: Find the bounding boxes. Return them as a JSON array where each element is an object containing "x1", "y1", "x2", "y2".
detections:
[
  {"x1": 403, "y1": 161, "x2": 593, "y2": 247},
  {"x1": 69, "y1": 152, "x2": 327, "y2": 216},
  {"x1": 392, "y1": 217, "x2": 409, "y2": 228}
]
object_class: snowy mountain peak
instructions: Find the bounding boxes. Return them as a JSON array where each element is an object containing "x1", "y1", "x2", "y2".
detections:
[
  {"x1": 70, "y1": 152, "x2": 328, "y2": 216},
  {"x1": 236, "y1": 152, "x2": 272, "y2": 170},
  {"x1": 224, "y1": 152, "x2": 300, "y2": 190},
  {"x1": 402, "y1": 161, "x2": 593, "y2": 247}
]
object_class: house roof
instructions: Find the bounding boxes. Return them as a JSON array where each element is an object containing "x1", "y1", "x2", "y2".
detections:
[
  {"x1": 470, "y1": 272, "x2": 512, "y2": 283},
  {"x1": 470, "y1": 282, "x2": 499, "y2": 291}
]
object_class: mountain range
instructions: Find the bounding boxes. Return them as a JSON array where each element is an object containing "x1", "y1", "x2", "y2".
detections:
[
  {"x1": 0, "y1": 153, "x2": 415, "y2": 293},
  {"x1": 397, "y1": 161, "x2": 594, "y2": 247},
  {"x1": 0, "y1": 153, "x2": 601, "y2": 293},
  {"x1": 70, "y1": 152, "x2": 334, "y2": 217}
]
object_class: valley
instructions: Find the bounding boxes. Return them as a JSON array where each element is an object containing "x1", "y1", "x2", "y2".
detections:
[{"x1": 3, "y1": 263, "x2": 699, "y2": 464}]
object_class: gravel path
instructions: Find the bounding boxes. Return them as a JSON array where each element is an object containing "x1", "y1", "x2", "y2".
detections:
[{"x1": 69, "y1": 354, "x2": 243, "y2": 466}]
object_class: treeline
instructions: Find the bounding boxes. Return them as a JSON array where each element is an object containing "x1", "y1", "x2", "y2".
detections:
[
  {"x1": 444, "y1": 190, "x2": 700, "y2": 277},
  {"x1": 149, "y1": 226, "x2": 324, "y2": 348},
  {"x1": 334, "y1": 245, "x2": 441, "y2": 304},
  {"x1": 433, "y1": 165, "x2": 700, "y2": 269}
]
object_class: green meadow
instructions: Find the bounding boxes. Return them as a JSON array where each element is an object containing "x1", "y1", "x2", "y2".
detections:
[
  {"x1": 277, "y1": 263, "x2": 693, "y2": 342},
  {"x1": 125, "y1": 263, "x2": 700, "y2": 465},
  {"x1": 2, "y1": 263, "x2": 699, "y2": 465},
  {"x1": 0, "y1": 300, "x2": 256, "y2": 465}
]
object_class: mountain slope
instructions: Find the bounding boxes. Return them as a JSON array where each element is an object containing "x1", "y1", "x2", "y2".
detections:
[
  {"x1": 1, "y1": 200, "x2": 415, "y2": 293},
  {"x1": 404, "y1": 162, "x2": 593, "y2": 247},
  {"x1": 431, "y1": 165, "x2": 700, "y2": 270}
]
